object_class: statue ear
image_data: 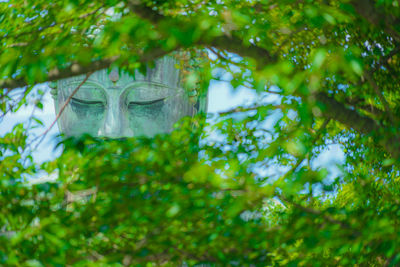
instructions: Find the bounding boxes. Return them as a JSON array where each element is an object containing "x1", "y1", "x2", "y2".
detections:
[
  {"x1": 196, "y1": 91, "x2": 208, "y2": 114},
  {"x1": 189, "y1": 87, "x2": 208, "y2": 115}
]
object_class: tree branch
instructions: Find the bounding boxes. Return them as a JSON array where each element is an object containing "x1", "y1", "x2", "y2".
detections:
[
  {"x1": 0, "y1": 57, "x2": 116, "y2": 90},
  {"x1": 0, "y1": 44, "x2": 175, "y2": 91},
  {"x1": 351, "y1": 0, "x2": 400, "y2": 42},
  {"x1": 315, "y1": 92, "x2": 379, "y2": 134},
  {"x1": 127, "y1": 1, "x2": 276, "y2": 67},
  {"x1": 207, "y1": 36, "x2": 276, "y2": 67}
]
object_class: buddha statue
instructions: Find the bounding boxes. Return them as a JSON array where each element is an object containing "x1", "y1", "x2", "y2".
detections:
[{"x1": 50, "y1": 56, "x2": 207, "y2": 138}]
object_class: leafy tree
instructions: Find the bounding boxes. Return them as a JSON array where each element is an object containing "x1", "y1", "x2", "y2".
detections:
[{"x1": 1, "y1": 0, "x2": 400, "y2": 265}]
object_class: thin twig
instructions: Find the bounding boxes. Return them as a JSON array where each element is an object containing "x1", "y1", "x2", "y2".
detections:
[
  {"x1": 21, "y1": 87, "x2": 49, "y2": 166},
  {"x1": 208, "y1": 46, "x2": 248, "y2": 70},
  {"x1": 375, "y1": 44, "x2": 400, "y2": 70},
  {"x1": 25, "y1": 87, "x2": 48, "y2": 132},
  {"x1": 218, "y1": 104, "x2": 285, "y2": 116},
  {"x1": 0, "y1": 87, "x2": 31, "y2": 121},
  {"x1": 30, "y1": 72, "x2": 92, "y2": 151},
  {"x1": 216, "y1": 78, "x2": 281, "y2": 94}
]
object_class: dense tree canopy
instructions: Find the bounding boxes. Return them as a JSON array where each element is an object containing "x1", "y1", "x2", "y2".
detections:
[{"x1": 1, "y1": 0, "x2": 400, "y2": 265}]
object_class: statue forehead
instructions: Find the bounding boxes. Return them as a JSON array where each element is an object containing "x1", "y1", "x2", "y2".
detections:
[{"x1": 57, "y1": 57, "x2": 181, "y2": 89}]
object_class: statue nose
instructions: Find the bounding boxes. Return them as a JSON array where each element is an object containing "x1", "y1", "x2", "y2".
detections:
[{"x1": 98, "y1": 95, "x2": 127, "y2": 138}]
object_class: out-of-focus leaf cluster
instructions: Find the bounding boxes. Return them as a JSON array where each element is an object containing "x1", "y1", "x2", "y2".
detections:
[{"x1": 2, "y1": 0, "x2": 400, "y2": 265}]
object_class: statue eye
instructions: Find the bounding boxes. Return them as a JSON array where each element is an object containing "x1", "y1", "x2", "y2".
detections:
[
  {"x1": 127, "y1": 98, "x2": 165, "y2": 117},
  {"x1": 127, "y1": 98, "x2": 165, "y2": 108},
  {"x1": 71, "y1": 97, "x2": 105, "y2": 107}
]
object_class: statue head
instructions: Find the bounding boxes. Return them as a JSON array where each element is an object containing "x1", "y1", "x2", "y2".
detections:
[{"x1": 50, "y1": 56, "x2": 207, "y2": 138}]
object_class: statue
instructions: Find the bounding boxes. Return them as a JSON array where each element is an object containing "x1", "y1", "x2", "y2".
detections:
[
  {"x1": 50, "y1": 56, "x2": 207, "y2": 138},
  {"x1": 42, "y1": 55, "x2": 207, "y2": 204}
]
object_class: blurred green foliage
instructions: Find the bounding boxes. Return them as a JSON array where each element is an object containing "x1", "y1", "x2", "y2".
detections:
[{"x1": 2, "y1": 0, "x2": 400, "y2": 265}]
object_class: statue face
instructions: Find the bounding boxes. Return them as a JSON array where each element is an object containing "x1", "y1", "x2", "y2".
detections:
[{"x1": 53, "y1": 57, "x2": 197, "y2": 138}]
